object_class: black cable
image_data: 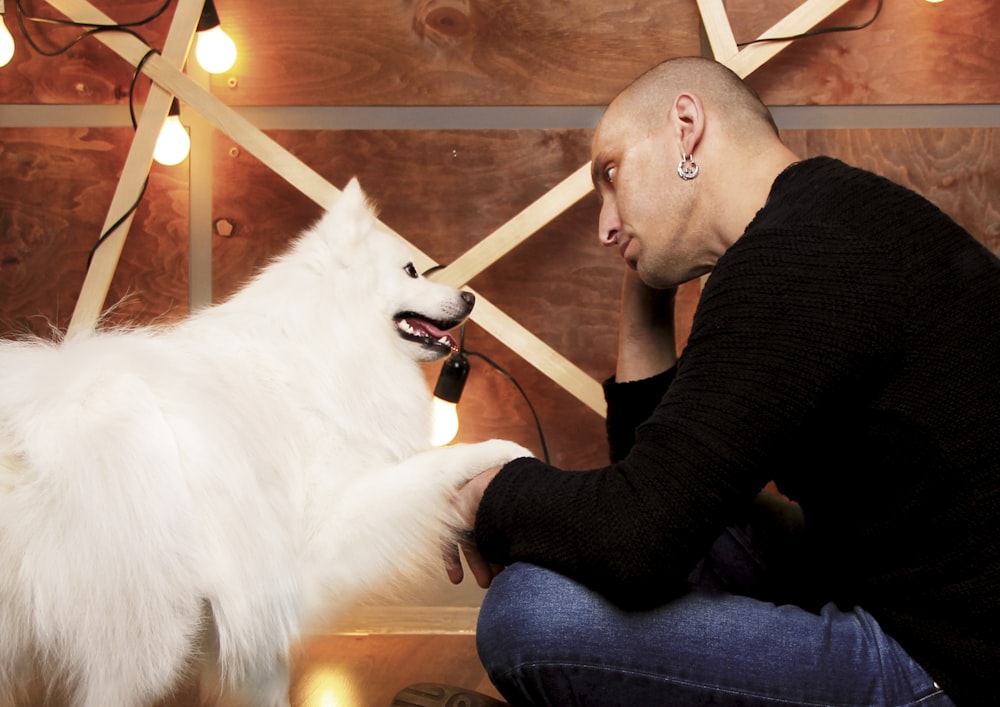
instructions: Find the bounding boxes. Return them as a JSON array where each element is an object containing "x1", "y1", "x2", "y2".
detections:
[
  {"x1": 129, "y1": 48, "x2": 161, "y2": 129},
  {"x1": 86, "y1": 176, "x2": 150, "y2": 268},
  {"x1": 86, "y1": 44, "x2": 162, "y2": 268},
  {"x1": 419, "y1": 280, "x2": 552, "y2": 463},
  {"x1": 737, "y1": 0, "x2": 882, "y2": 47},
  {"x1": 460, "y1": 323, "x2": 550, "y2": 464},
  {"x1": 14, "y1": 0, "x2": 171, "y2": 56}
]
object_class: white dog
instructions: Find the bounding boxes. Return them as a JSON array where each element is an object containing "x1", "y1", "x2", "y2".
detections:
[{"x1": 0, "y1": 179, "x2": 530, "y2": 707}]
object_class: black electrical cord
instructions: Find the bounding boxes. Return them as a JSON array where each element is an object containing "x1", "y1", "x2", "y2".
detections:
[
  {"x1": 465, "y1": 348, "x2": 551, "y2": 464},
  {"x1": 10, "y1": 1, "x2": 174, "y2": 268},
  {"x1": 454, "y1": 327, "x2": 551, "y2": 464},
  {"x1": 13, "y1": 0, "x2": 171, "y2": 56},
  {"x1": 737, "y1": 0, "x2": 883, "y2": 47},
  {"x1": 85, "y1": 47, "x2": 161, "y2": 268},
  {"x1": 86, "y1": 176, "x2": 149, "y2": 268}
]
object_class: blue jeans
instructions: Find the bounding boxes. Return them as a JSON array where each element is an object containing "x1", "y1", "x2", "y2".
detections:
[{"x1": 476, "y1": 495, "x2": 954, "y2": 706}]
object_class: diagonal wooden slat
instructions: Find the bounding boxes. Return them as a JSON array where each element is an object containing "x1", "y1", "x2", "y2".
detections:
[
  {"x1": 696, "y1": 0, "x2": 739, "y2": 63},
  {"x1": 65, "y1": 0, "x2": 203, "y2": 338},
  {"x1": 726, "y1": 0, "x2": 852, "y2": 79}
]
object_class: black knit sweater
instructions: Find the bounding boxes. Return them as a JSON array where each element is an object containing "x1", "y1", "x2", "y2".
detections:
[{"x1": 476, "y1": 157, "x2": 1000, "y2": 706}]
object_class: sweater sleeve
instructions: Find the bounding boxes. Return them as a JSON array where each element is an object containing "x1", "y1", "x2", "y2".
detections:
[
  {"x1": 603, "y1": 368, "x2": 676, "y2": 463},
  {"x1": 476, "y1": 173, "x2": 908, "y2": 608}
]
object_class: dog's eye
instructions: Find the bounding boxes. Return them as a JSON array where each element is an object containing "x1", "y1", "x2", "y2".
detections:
[{"x1": 403, "y1": 263, "x2": 419, "y2": 279}]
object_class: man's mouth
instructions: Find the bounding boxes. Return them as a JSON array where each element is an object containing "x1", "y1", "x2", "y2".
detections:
[{"x1": 619, "y1": 238, "x2": 633, "y2": 262}]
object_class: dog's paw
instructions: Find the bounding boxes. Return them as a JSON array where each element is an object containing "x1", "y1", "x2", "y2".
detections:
[
  {"x1": 446, "y1": 438, "x2": 533, "y2": 481},
  {"x1": 474, "y1": 438, "x2": 534, "y2": 467}
]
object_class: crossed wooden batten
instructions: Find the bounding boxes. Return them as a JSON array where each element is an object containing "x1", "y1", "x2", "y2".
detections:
[{"x1": 59, "y1": 0, "x2": 850, "y2": 420}]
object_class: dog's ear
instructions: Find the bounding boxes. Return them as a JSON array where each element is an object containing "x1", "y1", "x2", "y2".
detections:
[
  {"x1": 342, "y1": 177, "x2": 363, "y2": 200},
  {"x1": 335, "y1": 177, "x2": 380, "y2": 219}
]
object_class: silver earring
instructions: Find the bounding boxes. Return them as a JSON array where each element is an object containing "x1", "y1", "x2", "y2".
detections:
[{"x1": 677, "y1": 153, "x2": 699, "y2": 180}]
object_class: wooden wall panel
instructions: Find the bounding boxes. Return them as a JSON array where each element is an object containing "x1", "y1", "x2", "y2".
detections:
[
  {"x1": 733, "y1": 0, "x2": 1000, "y2": 105},
  {"x1": 781, "y1": 127, "x2": 1000, "y2": 255},
  {"x1": 188, "y1": 0, "x2": 701, "y2": 106},
  {"x1": 0, "y1": 128, "x2": 189, "y2": 337},
  {"x1": 0, "y1": 0, "x2": 173, "y2": 104},
  {"x1": 2, "y1": 0, "x2": 996, "y2": 106}
]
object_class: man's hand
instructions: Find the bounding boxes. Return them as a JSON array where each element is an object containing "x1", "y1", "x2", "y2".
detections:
[
  {"x1": 616, "y1": 270, "x2": 678, "y2": 382},
  {"x1": 445, "y1": 465, "x2": 505, "y2": 588}
]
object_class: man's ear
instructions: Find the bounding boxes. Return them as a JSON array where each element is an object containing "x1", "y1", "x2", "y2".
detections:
[{"x1": 671, "y1": 93, "x2": 705, "y2": 156}]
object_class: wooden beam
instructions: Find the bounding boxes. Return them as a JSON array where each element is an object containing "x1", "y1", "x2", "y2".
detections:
[
  {"x1": 726, "y1": 0, "x2": 853, "y2": 79},
  {"x1": 695, "y1": 0, "x2": 739, "y2": 63},
  {"x1": 64, "y1": 0, "x2": 202, "y2": 337},
  {"x1": 431, "y1": 163, "x2": 592, "y2": 289},
  {"x1": 464, "y1": 294, "x2": 605, "y2": 416}
]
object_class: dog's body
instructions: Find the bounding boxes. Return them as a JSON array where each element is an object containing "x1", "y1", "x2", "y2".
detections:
[{"x1": 0, "y1": 180, "x2": 530, "y2": 707}]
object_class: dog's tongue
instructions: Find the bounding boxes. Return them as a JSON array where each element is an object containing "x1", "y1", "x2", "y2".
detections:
[{"x1": 402, "y1": 317, "x2": 457, "y2": 349}]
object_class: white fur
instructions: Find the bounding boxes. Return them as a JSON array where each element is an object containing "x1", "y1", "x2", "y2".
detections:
[{"x1": 0, "y1": 179, "x2": 531, "y2": 707}]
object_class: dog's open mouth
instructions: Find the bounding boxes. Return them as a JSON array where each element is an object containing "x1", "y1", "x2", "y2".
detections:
[{"x1": 394, "y1": 313, "x2": 460, "y2": 353}]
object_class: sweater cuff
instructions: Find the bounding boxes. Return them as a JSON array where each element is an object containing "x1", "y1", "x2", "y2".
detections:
[{"x1": 473, "y1": 456, "x2": 539, "y2": 565}]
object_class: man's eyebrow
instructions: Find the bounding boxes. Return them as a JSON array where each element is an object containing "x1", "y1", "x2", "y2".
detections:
[{"x1": 590, "y1": 156, "x2": 604, "y2": 191}]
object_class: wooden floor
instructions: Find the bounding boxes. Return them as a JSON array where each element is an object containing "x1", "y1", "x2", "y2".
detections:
[
  {"x1": 285, "y1": 634, "x2": 504, "y2": 707},
  {"x1": 14, "y1": 634, "x2": 505, "y2": 707}
]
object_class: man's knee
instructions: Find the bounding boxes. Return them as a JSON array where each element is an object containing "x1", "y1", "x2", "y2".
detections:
[{"x1": 476, "y1": 564, "x2": 586, "y2": 675}]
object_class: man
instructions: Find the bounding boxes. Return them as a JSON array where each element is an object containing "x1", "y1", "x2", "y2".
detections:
[{"x1": 446, "y1": 56, "x2": 1000, "y2": 706}]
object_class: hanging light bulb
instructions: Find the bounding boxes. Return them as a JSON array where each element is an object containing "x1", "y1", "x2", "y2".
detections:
[
  {"x1": 431, "y1": 351, "x2": 469, "y2": 446},
  {"x1": 153, "y1": 98, "x2": 191, "y2": 166},
  {"x1": 195, "y1": 0, "x2": 237, "y2": 74},
  {"x1": 0, "y1": 1, "x2": 16, "y2": 68}
]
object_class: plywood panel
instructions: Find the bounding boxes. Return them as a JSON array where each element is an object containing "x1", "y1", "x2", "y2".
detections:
[
  {"x1": 781, "y1": 127, "x2": 1000, "y2": 255},
  {"x1": 0, "y1": 0, "x2": 173, "y2": 105},
  {"x1": 0, "y1": 128, "x2": 189, "y2": 337},
  {"x1": 731, "y1": 0, "x2": 1000, "y2": 105},
  {"x1": 201, "y1": 0, "x2": 701, "y2": 106},
  {"x1": 3, "y1": 0, "x2": 995, "y2": 106}
]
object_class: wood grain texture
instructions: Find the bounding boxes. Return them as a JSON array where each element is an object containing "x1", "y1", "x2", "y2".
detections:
[
  {"x1": 215, "y1": 0, "x2": 701, "y2": 106},
  {"x1": 0, "y1": 0, "x2": 172, "y2": 105},
  {"x1": 780, "y1": 128, "x2": 1000, "y2": 255},
  {"x1": 731, "y1": 0, "x2": 1000, "y2": 105},
  {"x1": 0, "y1": 128, "x2": 189, "y2": 338},
  {"x1": 2, "y1": 0, "x2": 996, "y2": 106}
]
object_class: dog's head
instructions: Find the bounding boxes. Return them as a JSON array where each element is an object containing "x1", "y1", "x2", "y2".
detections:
[{"x1": 317, "y1": 179, "x2": 475, "y2": 363}]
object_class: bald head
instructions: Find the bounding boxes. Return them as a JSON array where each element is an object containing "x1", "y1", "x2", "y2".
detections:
[{"x1": 614, "y1": 56, "x2": 779, "y2": 142}]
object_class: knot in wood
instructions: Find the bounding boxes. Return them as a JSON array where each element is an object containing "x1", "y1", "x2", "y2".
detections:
[{"x1": 412, "y1": 0, "x2": 477, "y2": 46}]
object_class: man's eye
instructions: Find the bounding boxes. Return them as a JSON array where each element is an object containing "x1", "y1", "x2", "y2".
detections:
[
  {"x1": 403, "y1": 263, "x2": 419, "y2": 278},
  {"x1": 604, "y1": 166, "x2": 617, "y2": 185}
]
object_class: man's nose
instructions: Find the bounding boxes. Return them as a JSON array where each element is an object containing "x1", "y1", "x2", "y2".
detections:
[{"x1": 598, "y1": 200, "x2": 621, "y2": 248}]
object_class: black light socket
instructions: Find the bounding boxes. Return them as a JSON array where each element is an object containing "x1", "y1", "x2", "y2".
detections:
[{"x1": 433, "y1": 351, "x2": 470, "y2": 404}]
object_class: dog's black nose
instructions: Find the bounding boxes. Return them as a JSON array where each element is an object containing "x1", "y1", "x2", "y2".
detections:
[{"x1": 461, "y1": 291, "x2": 475, "y2": 307}]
